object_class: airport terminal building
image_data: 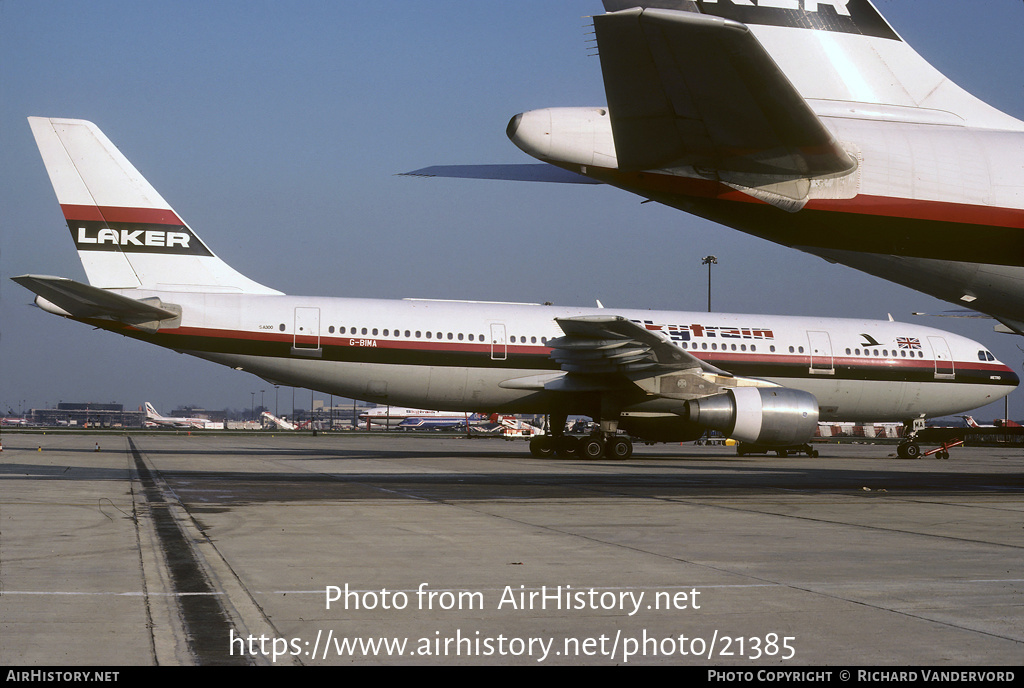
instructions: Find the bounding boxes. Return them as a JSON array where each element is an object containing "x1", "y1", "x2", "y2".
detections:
[{"x1": 29, "y1": 402, "x2": 144, "y2": 428}]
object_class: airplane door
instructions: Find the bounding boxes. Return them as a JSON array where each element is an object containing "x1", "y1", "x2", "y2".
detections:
[
  {"x1": 490, "y1": 323, "x2": 507, "y2": 361},
  {"x1": 293, "y1": 307, "x2": 321, "y2": 355},
  {"x1": 928, "y1": 336, "x2": 955, "y2": 379},
  {"x1": 807, "y1": 330, "x2": 834, "y2": 375}
]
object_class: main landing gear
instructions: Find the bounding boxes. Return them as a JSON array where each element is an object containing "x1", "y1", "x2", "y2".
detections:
[{"x1": 529, "y1": 433, "x2": 634, "y2": 460}]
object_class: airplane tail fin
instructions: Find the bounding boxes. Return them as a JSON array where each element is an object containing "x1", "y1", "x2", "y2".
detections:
[
  {"x1": 960, "y1": 415, "x2": 980, "y2": 428},
  {"x1": 28, "y1": 117, "x2": 281, "y2": 294},
  {"x1": 599, "y1": 1, "x2": 1024, "y2": 132},
  {"x1": 144, "y1": 402, "x2": 159, "y2": 419}
]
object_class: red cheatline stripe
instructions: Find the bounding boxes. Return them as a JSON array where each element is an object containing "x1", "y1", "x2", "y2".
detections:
[
  {"x1": 804, "y1": 194, "x2": 1024, "y2": 229},
  {"x1": 101, "y1": 324, "x2": 1018, "y2": 377},
  {"x1": 602, "y1": 170, "x2": 1024, "y2": 229},
  {"x1": 61, "y1": 204, "x2": 185, "y2": 226}
]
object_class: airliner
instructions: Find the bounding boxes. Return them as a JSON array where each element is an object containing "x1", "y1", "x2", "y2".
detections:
[
  {"x1": 358, "y1": 407, "x2": 481, "y2": 430},
  {"x1": 13, "y1": 117, "x2": 1018, "y2": 458},
  {"x1": 407, "y1": 1, "x2": 1024, "y2": 336},
  {"x1": 960, "y1": 415, "x2": 1021, "y2": 430},
  {"x1": 145, "y1": 402, "x2": 224, "y2": 430}
]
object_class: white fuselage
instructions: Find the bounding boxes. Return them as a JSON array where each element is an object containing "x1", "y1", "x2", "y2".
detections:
[{"x1": 102, "y1": 290, "x2": 1016, "y2": 424}]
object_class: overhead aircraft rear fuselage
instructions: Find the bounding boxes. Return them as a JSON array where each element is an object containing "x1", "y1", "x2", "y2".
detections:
[
  {"x1": 508, "y1": 111, "x2": 1024, "y2": 324},
  {"x1": 430, "y1": 1, "x2": 1024, "y2": 334}
]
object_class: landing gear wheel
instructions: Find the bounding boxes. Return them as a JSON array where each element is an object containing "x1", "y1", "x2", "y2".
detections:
[
  {"x1": 606, "y1": 437, "x2": 633, "y2": 460},
  {"x1": 580, "y1": 437, "x2": 605, "y2": 459},
  {"x1": 529, "y1": 436, "x2": 554, "y2": 458},
  {"x1": 555, "y1": 436, "x2": 579, "y2": 458},
  {"x1": 898, "y1": 442, "x2": 921, "y2": 459}
]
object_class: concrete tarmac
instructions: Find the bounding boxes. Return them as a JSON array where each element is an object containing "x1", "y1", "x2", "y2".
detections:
[{"x1": 0, "y1": 432, "x2": 1021, "y2": 666}]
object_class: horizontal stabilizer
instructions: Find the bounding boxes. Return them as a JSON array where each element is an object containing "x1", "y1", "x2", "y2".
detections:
[
  {"x1": 594, "y1": 8, "x2": 856, "y2": 177},
  {"x1": 400, "y1": 164, "x2": 600, "y2": 184},
  {"x1": 12, "y1": 274, "x2": 178, "y2": 322}
]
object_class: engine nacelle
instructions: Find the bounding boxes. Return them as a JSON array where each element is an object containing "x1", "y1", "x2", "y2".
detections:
[{"x1": 684, "y1": 387, "x2": 819, "y2": 446}]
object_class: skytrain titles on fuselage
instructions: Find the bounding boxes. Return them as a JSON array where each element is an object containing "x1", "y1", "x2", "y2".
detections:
[{"x1": 635, "y1": 320, "x2": 775, "y2": 342}]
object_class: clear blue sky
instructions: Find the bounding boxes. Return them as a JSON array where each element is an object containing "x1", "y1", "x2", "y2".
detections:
[{"x1": 3, "y1": 0, "x2": 1024, "y2": 420}]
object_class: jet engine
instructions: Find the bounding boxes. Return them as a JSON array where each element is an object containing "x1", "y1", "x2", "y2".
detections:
[{"x1": 683, "y1": 387, "x2": 819, "y2": 446}]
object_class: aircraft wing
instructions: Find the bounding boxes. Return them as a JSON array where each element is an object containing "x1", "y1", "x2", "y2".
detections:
[
  {"x1": 550, "y1": 315, "x2": 724, "y2": 376},
  {"x1": 12, "y1": 275, "x2": 179, "y2": 322},
  {"x1": 593, "y1": 7, "x2": 855, "y2": 177},
  {"x1": 399, "y1": 164, "x2": 601, "y2": 185},
  {"x1": 501, "y1": 314, "x2": 735, "y2": 394}
]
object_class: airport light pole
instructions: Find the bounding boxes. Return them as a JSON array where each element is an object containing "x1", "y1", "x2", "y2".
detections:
[{"x1": 702, "y1": 255, "x2": 717, "y2": 312}]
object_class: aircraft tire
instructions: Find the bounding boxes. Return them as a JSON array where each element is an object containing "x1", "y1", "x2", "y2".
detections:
[
  {"x1": 606, "y1": 437, "x2": 633, "y2": 460},
  {"x1": 529, "y1": 437, "x2": 554, "y2": 458},
  {"x1": 580, "y1": 437, "x2": 605, "y2": 459},
  {"x1": 555, "y1": 436, "x2": 579, "y2": 458}
]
